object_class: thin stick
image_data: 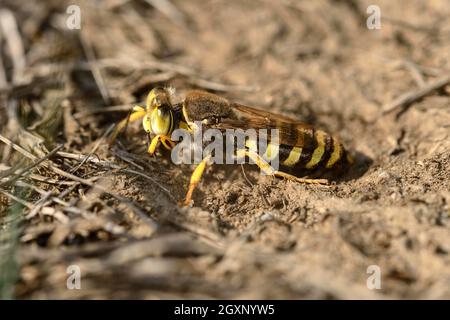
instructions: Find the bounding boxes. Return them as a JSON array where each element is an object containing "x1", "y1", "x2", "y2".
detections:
[
  {"x1": 69, "y1": 125, "x2": 114, "y2": 173},
  {"x1": 0, "y1": 189, "x2": 33, "y2": 209},
  {"x1": 0, "y1": 27, "x2": 7, "y2": 87},
  {"x1": 0, "y1": 144, "x2": 63, "y2": 187},
  {"x1": 79, "y1": 31, "x2": 110, "y2": 104},
  {"x1": 0, "y1": 135, "x2": 158, "y2": 231},
  {"x1": 143, "y1": 0, "x2": 188, "y2": 27},
  {"x1": 122, "y1": 168, "x2": 175, "y2": 201},
  {"x1": 57, "y1": 150, "x2": 174, "y2": 201},
  {"x1": 383, "y1": 16, "x2": 440, "y2": 34},
  {"x1": 95, "y1": 58, "x2": 259, "y2": 92},
  {"x1": 382, "y1": 73, "x2": 450, "y2": 114},
  {"x1": 0, "y1": 10, "x2": 25, "y2": 164},
  {"x1": 189, "y1": 77, "x2": 259, "y2": 93},
  {"x1": 0, "y1": 9, "x2": 26, "y2": 83},
  {"x1": 241, "y1": 164, "x2": 270, "y2": 207},
  {"x1": 164, "y1": 218, "x2": 226, "y2": 250},
  {"x1": 73, "y1": 103, "x2": 142, "y2": 119},
  {"x1": 0, "y1": 133, "x2": 37, "y2": 161},
  {"x1": 24, "y1": 189, "x2": 53, "y2": 219},
  {"x1": 111, "y1": 147, "x2": 145, "y2": 171},
  {"x1": 404, "y1": 61, "x2": 426, "y2": 87},
  {"x1": 0, "y1": 164, "x2": 76, "y2": 186},
  {"x1": 240, "y1": 164, "x2": 254, "y2": 188}
]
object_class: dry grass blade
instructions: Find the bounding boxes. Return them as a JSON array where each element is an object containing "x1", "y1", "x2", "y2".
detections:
[
  {"x1": 0, "y1": 27, "x2": 7, "y2": 87},
  {"x1": 189, "y1": 77, "x2": 260, "y2": 93},
  {"x1": 69, "y1": 125, "x2": 114, "y2": 173},
  {"x1": 0, "y1": 134, "x2": 37, "y2": 161},
  {"x1": 0, "y1": 9, "x2": 26, "y2": 83},
  {"x1": 0, "y1": 144, "x2": 63, "y2": 187},
  {"x1": 0, "y1": 134, "x2": 158, "y2": 232},
  {"x1": 382, "y1": 73, "x2": 450, "y2": 114},
  {"x1": 72, "y1": 103, "x2": 142, "y2": 119},
  {"x1": 0, "y1": 189, "x2": 33, "y2": 209},
  {"x1": 0, "y1": 163, "x2": 76, "y2": 186},
  {"x1": 79, "y1": 31, "x2": 110, "y2": 104},
  {"x1": 56, "y1": 150, "x2": 174, "y2": 201},
  {"x1": 144, "y1": 0, "x2": 188, "y2": 27},
  {"x1": 95, "y1": 58, "x2": 259, "y2": 92}
]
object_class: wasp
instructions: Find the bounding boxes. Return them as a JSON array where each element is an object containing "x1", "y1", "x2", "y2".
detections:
[{"x1": 109, "y1": 87, "x2": 352, "y2": 206}]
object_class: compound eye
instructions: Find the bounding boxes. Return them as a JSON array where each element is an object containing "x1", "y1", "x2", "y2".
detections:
[{"x1": 146, "y1": 87, "x2": 164, "y2": 109}]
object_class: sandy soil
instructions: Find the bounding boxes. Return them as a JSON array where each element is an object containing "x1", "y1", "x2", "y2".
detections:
[{"x1": 0, "y1": 0, "x2": 449, "y2": 299}]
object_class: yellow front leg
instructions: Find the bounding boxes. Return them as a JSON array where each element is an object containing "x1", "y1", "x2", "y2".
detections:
[
  {"x1": 109, "y1": 106, "x2": 146, "y2": 147},
  {"x1": 180, "y1": 155, "x2": 212, "y2": 207},
  {"x1": 148, "y1": 135, "x2": 176, "y2": 156}
]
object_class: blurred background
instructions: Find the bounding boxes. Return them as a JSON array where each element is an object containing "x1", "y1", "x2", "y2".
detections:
[{"x1": 0, "y1": 0, "x2": 449, "y2": 299}]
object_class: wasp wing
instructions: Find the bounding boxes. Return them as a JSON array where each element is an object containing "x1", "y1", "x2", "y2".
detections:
[{"x1": 206, "y1": 102, "x2": 315, "y2": 148}]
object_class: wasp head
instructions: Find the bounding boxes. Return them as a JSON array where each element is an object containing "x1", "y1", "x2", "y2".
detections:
[{"x1": 143, "y1": 87, "x2": 174, "y2": 136}]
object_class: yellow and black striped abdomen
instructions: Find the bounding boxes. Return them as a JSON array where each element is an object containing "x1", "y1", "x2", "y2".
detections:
[
  {"x1": 279, "y1": 128, "x2": 348, "y2": 171},
  {"x1": 245, "y1": 127, "x2": 349, "y2": 171}
]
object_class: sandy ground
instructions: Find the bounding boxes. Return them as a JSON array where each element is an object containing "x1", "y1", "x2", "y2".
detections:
[{"x1": 0, "y1": 0, "x2": 449, "y2": 299}]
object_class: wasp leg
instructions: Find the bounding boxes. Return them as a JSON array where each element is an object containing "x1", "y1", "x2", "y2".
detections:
[
  {"x1": 271, "y1": 170, "x2": 328, "y2": 185},
  {"x1": 148, "y1": 135, "x2": 162, "y2": 155},
  {"x1": 239, "y1": 149, "x2": 328, "y2": 185},
  {"x1": 109, "y1": 105, "x2": 146, "y2": 147},
  {"x1": 180, "y1": 155, "x2": 212, "y2": 207},
  {"x1": 148, "y1": 135, "x2": 176, "y2": 155},
  {"x1": 160, "y1": 136, "x2": 176, "y2": 150}
]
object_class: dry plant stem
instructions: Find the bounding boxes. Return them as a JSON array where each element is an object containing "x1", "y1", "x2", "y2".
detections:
[
  {"x1": 0, "y1": 189, "x2": 33, "y2": 209},
  {"x1": 111, "y1": 148, "x2": 145, "y2": 171},
  {"x1": 143, "y1": 0, "x2": 188, "y2": 28},
  {"x1": 95, "y1": 58, "x2": 259, "y2": 92},
  {"x1": 14, "y1": 180, "x2": 47, "y2": 196},
  {"x1": 72, "y1": 103, "x2": 143, "y2": 119},
  {"x1": 0, "y1": 28, "x2": 7, "y2": 87},
  {"x1": 0, "y1": 162, "x2": 23, "y2": 180},
  {"x1": 25, "y1": 189, "x2": 53, "y2": 219},
  {"x1": 79, "y1": 31, "x2": 110, "y2": 104},
  {"x1": 57, "y1": 151, "x2": 174, "y2": 200},
  {"x1": 0, "y1": 9, "x2": 26, "y2": 83},
  {"x1": 96, "y1": 58, "x2": 195, "y2": 78},
  {"x1": 15, "y1": 180, "x2": 99, "y2": 221},
  {"x1": 0, "y1": 163, "x2": 75, "y2": 186},
  {"x1": 12, "y1": 180, "x2": 62, "y2": 220},
  {"x1": 383, "y1": 16, "x2": 442, "y2": 34},
  {"x1": 165, "y1": 217, "x2": 227, "y2": 250},
  {"x1": 404, "y1": 61, "x2": 426, "y2": 87},
  {"x1": 382, "y1": 73, "x2": 450, "y2": 114},
  {"x1": 240, "y1": 164, "x2": 270, "y2": 207},
  {"x1": 69, "y1": 124, "x2": 114, "y2": 173},
  {"x1": 0, "y1": 144, "x2": 64, "y2": 187},
  {"x1": 0, "y1": 134, "x2": 37, "y2": 161},
  {"x1": 0, "y1": 134, "x2": 158, "y2": 232},
  {"x1": 0, "y1": 10, "x2": 25, "y2": 159},
  {"x1": 16, "y1": 183, "x2": 125, "y2": 231},
  {"x1": 188, "y1": 77, "x2": 259, "y2": 93}
]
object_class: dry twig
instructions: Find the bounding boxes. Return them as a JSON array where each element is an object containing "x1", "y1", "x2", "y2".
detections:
[
  {"x1": 0, "y1": 144, "x2": 63, "y2": 187},
  {"x1": 0, "y1": 134, "x2": 159, "y2": 232},
  {"x1": 382, "y1": 73, "x2": 450, "y2": 114}
]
